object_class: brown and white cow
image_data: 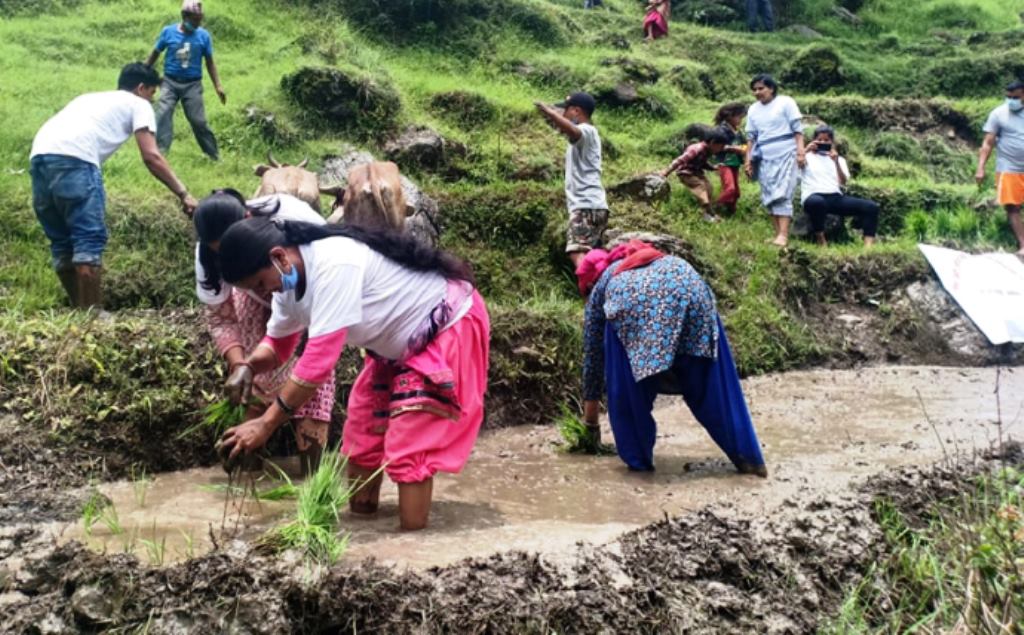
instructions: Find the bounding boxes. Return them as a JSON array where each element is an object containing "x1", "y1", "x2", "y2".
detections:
[
  {"x1": 319, "y1": 161, "x2": 411, "y2": 231},
  {"x1": 253, "y1": 152, "x2": 321, "y2": 212}
]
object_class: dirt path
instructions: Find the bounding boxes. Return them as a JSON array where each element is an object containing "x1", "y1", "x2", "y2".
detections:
[{"x1": 60, "y1": 365, "x2": 1022, "y2": 570}]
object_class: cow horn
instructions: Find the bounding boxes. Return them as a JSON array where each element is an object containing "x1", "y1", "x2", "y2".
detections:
[
  {"x1": 319, "y1": 184, "x2": 345, "y2": 196},
  {"x1": 297, "y1": 157, "x2": 309, "y2": 169},
  {"x1": 267, "y1": 151, "x2": 281, "y2": 168}
]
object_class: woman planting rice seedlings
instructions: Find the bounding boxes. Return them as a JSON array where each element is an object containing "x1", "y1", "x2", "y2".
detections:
[
  {"x1": 215, "y1": 217, "x2": 489, "y2": 531},
  {"x1": 193, "y1": 189, "x2": 335, "y2": 474},
  {"x1": 576, "y1": 241, "x2": 767, "y2": 475}
]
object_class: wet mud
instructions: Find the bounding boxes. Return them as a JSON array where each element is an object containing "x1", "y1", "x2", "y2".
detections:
[{"x1": 1, "y1": 366, "x2": 1022, "y2": 633}]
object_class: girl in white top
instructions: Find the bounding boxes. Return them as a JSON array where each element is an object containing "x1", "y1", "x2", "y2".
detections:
[
  {"x1": 216, "y1": 218, "x2": 490, "y2": 531},
  {"x1": 193, "y1": 190, "x2": 335, "y2": 474},
  {"x1": 744, "y1": 73, "x2": 805, "y2": 247},
  {"x1": 800, "y1": 125, "x2": 880, "y2": 247}
]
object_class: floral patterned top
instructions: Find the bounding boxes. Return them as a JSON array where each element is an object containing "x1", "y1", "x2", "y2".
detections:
[{"x1": 583, "y1": 256, "x2": 718, "y2": 400}]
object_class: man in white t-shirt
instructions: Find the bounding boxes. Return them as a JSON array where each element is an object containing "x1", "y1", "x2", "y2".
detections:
[
  {"x1": 29, "y1": 62, "x2": 198, "y2": 309},
  {"x1": 536, "y1": 92, "x2": 610, "y2": 267},
  {"x1": 976, "y1": 80, "x2": 1024, "y2": 255}
]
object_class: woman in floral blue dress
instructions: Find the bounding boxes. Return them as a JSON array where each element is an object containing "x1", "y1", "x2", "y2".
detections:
[{"x1": 577, "y1": 241, "x2": 767, "y2": 475}]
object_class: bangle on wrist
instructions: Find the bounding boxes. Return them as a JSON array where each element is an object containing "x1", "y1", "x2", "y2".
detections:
[{"x1": 275, "y1": 394, "x2": 295, "y2": 417}]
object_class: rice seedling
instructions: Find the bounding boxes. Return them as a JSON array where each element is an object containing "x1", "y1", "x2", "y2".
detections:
[
  {"x1": 177, "y1": 397, "x2": 253, "y2": 440},
  {"x1": 905, "y1": 209, "x2": 931, "y2": 242},
  {"x1": 555, "y1": 404, "x2": 615, "y2": 455},
  {"x1": 81, "y1": 489, "x2": 124, "y2": 536},
  {"x1": 179, "y1": 529, "x2": 196, "y2": 560},
  {"x1": 259, "y1": 449, "x2": 368, "y2": 565},
  {"x1": 933, "y1": 210, "x2": 954, "y2": 239},
  {"x1": 139, "y1": 533, "x2": 167, "y2": 566},
  {"x1": 950, "y1": 208, "x2": 981, "y2": 241},
  {"x1": 130, "y1": 465, "x2": 152, "y2": 508}
]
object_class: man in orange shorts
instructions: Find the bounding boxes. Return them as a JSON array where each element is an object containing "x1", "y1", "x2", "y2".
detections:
[{"x1": 977, "y1": 80, "x2": 1024, "y2": 255}]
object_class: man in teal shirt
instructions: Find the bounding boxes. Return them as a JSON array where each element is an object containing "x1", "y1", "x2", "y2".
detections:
[{"x1": 145, "y1": 0, "x2": 225, "y2": 159}]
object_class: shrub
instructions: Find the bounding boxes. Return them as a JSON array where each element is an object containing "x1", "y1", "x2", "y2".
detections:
[
  {"x1": 429, "y1": 91, "x2": 497, "y2": 129},
  {"x1": 782, "y1": 44, "x2": 846, "y2": 92},
  {"x1": 280, "y1": 66, "x2": 401, "y2": 139},
  {"x1": 865, "y1": 132, "x2": 923, "y2": 163}
]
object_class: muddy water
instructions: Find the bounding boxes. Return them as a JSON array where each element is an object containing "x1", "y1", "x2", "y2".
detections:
[{"x1": 60, "y1": 366, "x2": 1022, "y2": 570}]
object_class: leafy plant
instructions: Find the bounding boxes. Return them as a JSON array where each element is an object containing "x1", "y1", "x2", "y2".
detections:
[
  {"x1": 81, "y1": 489, "x2": 123, "y2": 536},
  {"x1": 905, "y1": 209, "x2": 931, "y2": 242},
  {"x1": 130, "y1": 465, "x2": 152, "y2": 508},
  {"x1": 140, "y1": 533, "x2": 167, "y2": 566}
]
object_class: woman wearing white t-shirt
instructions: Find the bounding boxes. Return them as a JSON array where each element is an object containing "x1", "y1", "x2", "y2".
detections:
[
  {"x1": 193, "y1": 190, "x2": 336, "y2": 474},
  {"x1": 744, "y1": 73, "x2": 805, "y2": 247},
  {"x1": 800, "y1": 125, "x2": 880, "y2": 248},
  {"x1": 216, "y1": 218, "x2": 489, "y2": 531}
]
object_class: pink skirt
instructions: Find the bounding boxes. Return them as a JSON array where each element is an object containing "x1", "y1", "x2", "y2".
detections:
[
  {"x1": 643, "y1": 10, "x2": 668, "y2": 38},
  {"x1": 341, "y1": 291, "x2": 490, "y2": 483}
]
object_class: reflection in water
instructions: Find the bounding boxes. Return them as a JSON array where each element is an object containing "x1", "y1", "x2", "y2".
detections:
[{"x1": 59, "y1": 366, "x2": 1019, "y2": 569}]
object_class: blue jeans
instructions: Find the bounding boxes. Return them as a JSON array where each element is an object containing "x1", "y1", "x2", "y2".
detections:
[
  {"x1": 30, "y1": 154, "x2": 107, "y2": 269},
  {"x1": 746, "y1": 0, "x2": 775, "y2": 31}
]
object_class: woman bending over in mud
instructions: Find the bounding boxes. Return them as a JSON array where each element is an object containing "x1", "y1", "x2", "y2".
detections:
[
  {"x1": 576, "y1": 241, "x2": 767, "y2": 476},
  {"x1": 194, "y1": 190, "x2": 335, "y2": 475},
  {"x1": 216, "y1": 217, "x2": 490, "y2": 531}
]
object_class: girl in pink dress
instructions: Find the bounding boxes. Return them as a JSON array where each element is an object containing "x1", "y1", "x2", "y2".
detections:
[{"x1": 643, "y1": 0, "x2": 670, "y2": 40}]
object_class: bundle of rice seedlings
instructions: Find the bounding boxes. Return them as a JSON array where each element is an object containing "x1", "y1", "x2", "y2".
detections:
[
  {"x1": 259, "y1": 449, "x2": 362, "y2": 565},
  {"x1": 556, "y1": 404, "x2": 614, "y2": 455},
  {"x1": 177, "y1": 397, "x2": 250, "y2": 440}
]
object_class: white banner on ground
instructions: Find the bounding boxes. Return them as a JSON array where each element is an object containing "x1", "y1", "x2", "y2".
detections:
[{"x1": 918, "y1": 244, "x2": 1024, "y2": 345}]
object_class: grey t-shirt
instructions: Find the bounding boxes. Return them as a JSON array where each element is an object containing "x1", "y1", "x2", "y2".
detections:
[
  {"x1": 565, "y1": 123, "x2": 608, "y2": 212},
  {"x1": 983, "y1": 104, "x2": 1024, "y2": 173}
]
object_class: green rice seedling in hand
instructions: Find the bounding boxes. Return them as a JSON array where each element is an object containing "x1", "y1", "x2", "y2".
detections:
[
  {"x1": 177, "y1": 397, "x2": 251, "y2": 440},
  {"x1": 556, "y1": 404, "x2": 614, "y2": 455}
]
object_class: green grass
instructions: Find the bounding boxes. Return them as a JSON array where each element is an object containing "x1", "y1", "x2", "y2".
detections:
[{"x1": 821, "y1": 467, "x2": 1024, "y2": 633}]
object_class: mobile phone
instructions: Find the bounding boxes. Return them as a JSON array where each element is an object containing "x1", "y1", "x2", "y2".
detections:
[{"x1": 817, "y1": 143, "x2": 832, "y2": 153}]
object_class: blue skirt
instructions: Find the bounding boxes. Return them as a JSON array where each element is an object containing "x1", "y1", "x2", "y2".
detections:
[{"x1": 605, "y1": 316, "x2": 766, "y2": 472}]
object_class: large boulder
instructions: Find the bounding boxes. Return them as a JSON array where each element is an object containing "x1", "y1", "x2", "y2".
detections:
[
  {"x1": 609, "y1": 174, "x2": 671, "y2": 203},
  {"x1": 383, "y1": 126, "x2": 466, "y2": 173},
  {"x1": 320, "y1": 149, "x2": 441, "y2": 246}
]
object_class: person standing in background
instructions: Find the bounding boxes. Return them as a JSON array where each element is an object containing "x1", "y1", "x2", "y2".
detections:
[
  {"x1": 145, "y1": 0, "x2": 225, "y2": 160},
  {"x1": 536, "y1": 92, "x2": 610, "y2": 267},
  {"x1": 976, "y1": 80, "x2": 1024, "y2": 255},
  {"x1": 747, "y1": 0, "x2": 775, "y2": 32}
]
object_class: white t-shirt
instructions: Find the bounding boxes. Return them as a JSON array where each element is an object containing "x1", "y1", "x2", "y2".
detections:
[
  {"x1": 194, "y1": 194, "x2": 326, "y2": 305},
  {"x1": 30, "y1": 91, "x2": 157, "y2": 167},
  {"x1": 746, "y1": 95, "x2": 802, "y2": 161},
  {"x1": 565, "y1": 123, "x2": 609, "y2": 212},
  {"x1": 800, "y1": 153, "x2": 850, "y2": 203},
  {"x1": 983, "y1": 103, "x2": 1024, "y2": 174},
  {"x1": 266, "y1": 236, "x2": 450, "y2": 361}
]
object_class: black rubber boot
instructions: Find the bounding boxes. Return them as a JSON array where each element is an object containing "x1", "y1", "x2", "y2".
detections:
[
  {"x1": 56, "y1": 267, "x2": 77, "y2": 306},
  {"x1": 74, "y1": 265, "x2": 103, "y2": 309}
]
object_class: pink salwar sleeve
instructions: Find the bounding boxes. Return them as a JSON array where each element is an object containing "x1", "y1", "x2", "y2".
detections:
[
  {"x1": 291, "y1": 328, "x2": 348, "y2": 387},
  {"x1": 259, "y1": 332, "x2": 303, "y2": 365},
  {"x1": 204, "y1": 300, "x2": 244, "y2": 357}
]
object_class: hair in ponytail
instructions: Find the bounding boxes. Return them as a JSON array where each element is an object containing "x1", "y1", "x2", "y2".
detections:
[
  {"x1": 193, "y1": 189, "x2": 247, "y2": 295},
  {"x1": 218, "y1": 217, "x2": 474, "y2": 285}
]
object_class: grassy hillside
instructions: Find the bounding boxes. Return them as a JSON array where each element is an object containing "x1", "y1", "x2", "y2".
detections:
[{"x1": 1, "y1": 0, "x2": 1023, "y2": 435}]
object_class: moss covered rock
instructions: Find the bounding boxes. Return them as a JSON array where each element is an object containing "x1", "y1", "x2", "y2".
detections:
[
  {"x1": 782, "y1": 44, "x2": 846, "y2": 92},
  {"x1": 281, "y1": 66, "x2": 401, "y2": 138},
  {"x1": 429, "y1": 91, "x2": 497, "y2": 129}
]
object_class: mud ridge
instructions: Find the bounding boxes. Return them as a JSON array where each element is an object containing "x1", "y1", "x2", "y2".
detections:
[{"x1": 2, "y1": 448, "x2": 1018, "y2": 634}]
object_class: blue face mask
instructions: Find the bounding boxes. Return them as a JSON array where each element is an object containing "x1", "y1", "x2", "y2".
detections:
[
  {"x1": 182, "y1": 21, "x2": 197, "y2": 33},
  {"x1": 1008, "y1": 98, "x2": 1024, "y2": 113},
  {"x1": 273, "y1": 260, "x2": 299, "y2": 292}
]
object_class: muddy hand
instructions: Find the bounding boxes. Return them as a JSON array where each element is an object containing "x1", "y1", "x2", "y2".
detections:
[
  {"x1": 220, "y1": 418, "x2": 272, "y2": 462},
  {"x1": 225, "y1": 364, "x2": 254, "y2": 405}
]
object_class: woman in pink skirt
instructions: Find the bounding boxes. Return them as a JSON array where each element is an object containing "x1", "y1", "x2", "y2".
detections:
[
  {"x1": 193, "y1": 190, "x2": 336, "y2": 473},
  {"x1": 643, "y1": 0, "x2": 670, "y2": 41},
  {"x1": 215, "y1": 217, "x2": 489, "y2": 531}
]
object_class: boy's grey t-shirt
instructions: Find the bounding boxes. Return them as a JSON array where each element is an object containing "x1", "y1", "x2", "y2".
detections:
[
  {"x1": 983, "y1": 104, "x2": 1024, "y2": 173},
  {"x1": 565, "y1": 123, "x2": 609, "y2": 212}
]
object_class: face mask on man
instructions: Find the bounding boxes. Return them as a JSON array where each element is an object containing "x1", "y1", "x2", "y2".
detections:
[
  {"x1": 272, "y1": 259, "x2": 299, "y2": 292},
  {"x1": 182, "y1": 20, "x2": 198, "y2": 33},
  {"x1": 1008, "y1": 98, "x2": 1024, "y2": 113}
]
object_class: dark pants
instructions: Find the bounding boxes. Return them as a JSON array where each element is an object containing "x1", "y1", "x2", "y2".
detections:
[
  {"x1": 155, "y1": 77, "x2": 219, "y2": 159},
  {"x1": 804, "y1": 193, "x2": 880, "y2": 237},
  {"x1": 30, "y1": 154, "x2": 107, "y2": 268},
  {"x1": 605, "y1": 317, "x2": 766, "y2": 472},
  {"x1": 746, "y1": 0, "x2": 775, "y2": 31}
]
